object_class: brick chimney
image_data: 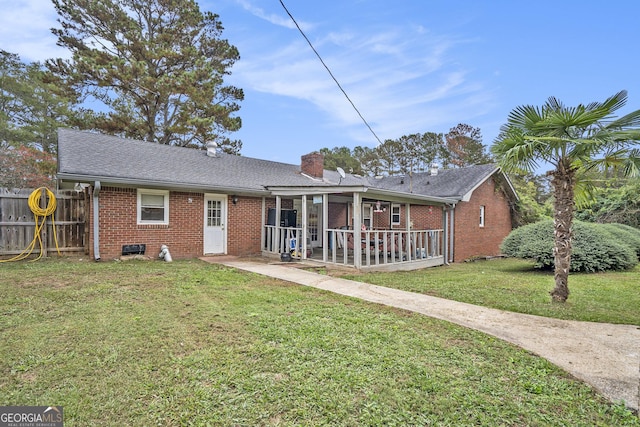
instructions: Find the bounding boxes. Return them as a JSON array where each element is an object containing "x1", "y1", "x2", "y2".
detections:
[{"x1": 301, "y1": 152, "x2": 324, "y2": 178}]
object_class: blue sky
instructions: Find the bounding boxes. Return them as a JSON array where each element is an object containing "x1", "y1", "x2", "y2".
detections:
[{"x1": 2, "y1": 0, "x2": 639, "y2": 171}]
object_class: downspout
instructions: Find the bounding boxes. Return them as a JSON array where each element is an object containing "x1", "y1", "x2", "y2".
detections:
[
  {"x1": 443, "y1": 206, "x2": 449, "y2": 265},
  {"x1": 260, "y1": 197, "x2": 266, "y2": 252},
  {"x1": 93, "y1": 181, "x2": 101, "y2": 261},
  {"x1": 449, "y1": 204, "x2": 456, "y2": 263}
]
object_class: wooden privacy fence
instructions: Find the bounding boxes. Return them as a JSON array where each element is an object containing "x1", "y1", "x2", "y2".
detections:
[{"x1": 0, "y1": 188, "x2": 87, "y2": 258}]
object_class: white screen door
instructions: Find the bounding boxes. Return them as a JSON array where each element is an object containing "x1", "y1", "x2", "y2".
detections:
[{"x1": 204, "y1": 194, "x2": 226, "y2": 254}]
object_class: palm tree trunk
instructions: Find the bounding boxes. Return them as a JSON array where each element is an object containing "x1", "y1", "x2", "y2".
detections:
[{"x1": 550, "y1": 162, "x2": 576, "y2": 303}]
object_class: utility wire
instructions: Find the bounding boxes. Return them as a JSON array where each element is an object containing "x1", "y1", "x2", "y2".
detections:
[{"x1": 279, "y1": 0, "x2": 383, "y2": 145}]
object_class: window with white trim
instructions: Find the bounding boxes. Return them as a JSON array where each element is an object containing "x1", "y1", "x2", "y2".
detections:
[
  {"x1": 479, "y1": 205, "x2": 485, "y2": 228},
  {"x1": 137, "y1": 189, "x2": 169, "y2": 224},
  {"x1": 391, "y1": 204, "x2": 401, "y2": 226}
]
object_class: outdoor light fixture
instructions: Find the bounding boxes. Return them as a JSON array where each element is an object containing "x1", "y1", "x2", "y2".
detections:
[
  {"x1": 232, "y1": 195, "x2": 238, "y2": 205},
  {"x1": 374, "y1": 200, "x2": 386, "y2": 213}
]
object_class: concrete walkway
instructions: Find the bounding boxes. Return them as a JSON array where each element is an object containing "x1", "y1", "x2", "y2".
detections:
[{"x1": 203, "y1": 257, "x2": 640, "y2": 412}]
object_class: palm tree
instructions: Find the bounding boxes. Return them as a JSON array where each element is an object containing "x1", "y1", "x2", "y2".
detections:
[{"x1": 492, "y1": 91, "x2": 640, "y2": 302}]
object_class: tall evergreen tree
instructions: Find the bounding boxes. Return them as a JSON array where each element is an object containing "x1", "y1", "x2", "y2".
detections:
[
  {"x1": 47, "y1": 0, "x2": 244, "y2": 153},
  {"x1": 320, "y1": 146, "x2": 364, "y2": 175},
  {"x1": 376, "y1": 132, "x2": 448, "y2": 176},
  {"x1": 353, "y1": 145, "x2": 381, "y2": 176},
  {"x1": 445, "y1": 123, "x2": 492, "y2": 167},
  {"x1": 1, "y1": 50, "x2": 73, "y2": 154}
]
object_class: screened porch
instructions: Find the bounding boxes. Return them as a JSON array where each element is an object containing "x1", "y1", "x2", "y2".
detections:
[{"x1": 260, "y1": 190, "x2": 453, "y2": 271}]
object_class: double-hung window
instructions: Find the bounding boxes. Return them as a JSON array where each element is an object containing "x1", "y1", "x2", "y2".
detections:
[
  {"x1": 137, "y1": 189, "x2": 169, "y2": 224},
  {"x1": 479, "y1": 205, "x2": 485, "y2": 228},
  {"x1": 391, "y1": 204, "x2": 401, "y2": 226}
]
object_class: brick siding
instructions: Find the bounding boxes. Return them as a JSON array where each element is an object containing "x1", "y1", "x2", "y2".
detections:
[
  {"x1": 227, "y1": 195, "x2": 263, "y2": 256},
  {"x1": 88, "y1": 187, "x2": 269, "y2": 260},
  {"x1": 451, "y1": 177, "x2": 512, "y2": 262},
  {"x1": 300, "y1": 153, "x2": 324, "y2": 178},
  {"x1": 87, "y1": 179, "x2": 511, "y2": 262}
]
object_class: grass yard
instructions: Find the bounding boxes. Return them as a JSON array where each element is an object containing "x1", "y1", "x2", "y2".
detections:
[
  {"x1": 336, "y1": 258, "x2": 640, "y2": 325},
  {"x1": 0, "y1": 258, "x2": 638, "y2": 426}
]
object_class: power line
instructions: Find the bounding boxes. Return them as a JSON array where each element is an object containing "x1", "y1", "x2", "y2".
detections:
[{"x1": 278, "y1": 0, "x2": 383, "y2": 145}]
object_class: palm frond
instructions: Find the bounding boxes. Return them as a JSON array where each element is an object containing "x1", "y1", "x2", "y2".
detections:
[
  {"x1": 584, "y1": 147, "x2": 640, "y2": 179},
  {"x1": 594, "y1": 128, "x2": 640, "y2": 144},
  {"x1": 605, "y1": 108, "x2": 640, "y2": 130},
  {"x1": 506, "y1": 104, "x2": 544, "y2": 130},
  {"x1": 573, "y1": 177, "x2": 598, "y2": 209},
  {"x1": 539, "y1": 91, "x2": 628, "y2": 138},
  {"x1": 622, "y1": 148, "x2": 640, "y2": 178},
  {"x1": 598, "y1": 90, "x2": 628, "y2": 113},
  {"x1": 493, "y1": 91, "x2": 639, "y2": 180}
]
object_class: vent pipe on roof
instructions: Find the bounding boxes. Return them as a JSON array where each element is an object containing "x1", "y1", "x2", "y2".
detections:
[
  {"x1": 430, "y1": 164, "x2": 439, "y2": 176},
  {"x1": 206, "y1": 141, "x2": 218, "y2": 157}
]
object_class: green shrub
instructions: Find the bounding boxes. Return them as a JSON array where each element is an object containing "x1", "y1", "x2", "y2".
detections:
[
  {"x1": 501, "y1": 219, "x2": 638, "y2": 272},
  {"x1": 500, "y1": 220, "x2": 555, "y2": 268},
  {"x1": 600, "y1": 223, "x2": 640, "y2": 258}
]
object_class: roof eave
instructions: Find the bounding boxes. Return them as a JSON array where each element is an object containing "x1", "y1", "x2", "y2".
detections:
[
  {"x1": 459, "y1": 167, "x2": 520, "y2": 202},
  {"x1": 56, "y1": 173, "x2": 270, "y2": 196},
  {"x1": 266, "y1": 185, "x2": 456, "y2": 205},
  {"x1": 459, "y1": 166, "x2": 500, "y2": 202},
  {"x1": 266, "y1": 185, "x2": 369, "y2": 196},
  {"x1": 365, "y1": 188, "x2": 457, "y2": 205}
]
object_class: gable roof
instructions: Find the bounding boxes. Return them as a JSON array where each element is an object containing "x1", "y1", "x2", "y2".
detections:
[
  {"x1": 370, "y1": 164, "x2": 513, "y2": 202},
  {"x1": 57, "y1": 129, "x2": 516, "y2": 203}
]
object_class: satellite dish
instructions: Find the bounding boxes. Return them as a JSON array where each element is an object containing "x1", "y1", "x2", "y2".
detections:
[{"x1": 337, "y1": 167, "x2": 346, "y2": 178}]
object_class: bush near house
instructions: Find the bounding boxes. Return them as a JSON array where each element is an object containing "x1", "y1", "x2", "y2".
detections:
[
  {"x1": 600, "y1": 223, "x2": 640, "y2": 258},
  {"x1": 501, "y1": 219, "x2": 638, "y2": 272}
]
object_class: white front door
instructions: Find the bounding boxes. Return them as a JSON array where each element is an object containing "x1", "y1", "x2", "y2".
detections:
[{"x1": 204, "y1": 194, "x2": 227, "y2": 254}]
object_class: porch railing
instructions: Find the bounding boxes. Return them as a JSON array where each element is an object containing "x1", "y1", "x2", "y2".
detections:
[
  {"x1": 263, "y1": 225, "x2": 305, "y2": 258},
  {"x1": 327, "y1": 229, "x2": 443, "y2": 268},
  {"x1": 263, "y1": 225, "x2": 444, "y2": 268}
]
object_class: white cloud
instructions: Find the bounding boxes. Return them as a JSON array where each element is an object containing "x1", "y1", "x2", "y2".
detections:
[
  {"x1": 232, "y1": 21, "x2": 491, "y2": 142},
  {"x1": 234, "y1": 0, "x2": 314, "y2": 31},
  {"x1": 0, "y1": 0, "x2": 68, "y2": 62}
]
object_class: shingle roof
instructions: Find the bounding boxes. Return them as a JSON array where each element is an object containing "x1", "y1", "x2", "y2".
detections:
[
  {"x1": 57, "y1": 129, "x2": 514, "y2": 202},
  {"x1": 368, "y1": 164, "x2": 500, "y2": 200},
  {"x1": 56, "y1": 128, "x2": 366, "y2": 192}
]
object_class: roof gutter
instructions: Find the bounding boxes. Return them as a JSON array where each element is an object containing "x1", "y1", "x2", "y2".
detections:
[
  {"x1": 57, "y1": 173, "x2": 270, "y2": 197},
  {"x1": 266, "y1": 185, "x2": 458, "y2": 205},
  {"x1": 266, "y1": 185, "x2": 369, "y2": 196},
  {"x1": 365, "y1": 188, "x2": 458, "y2": 205},
  {"x1": 93, "y1": 181, "x2": 101, "y2": 261}
]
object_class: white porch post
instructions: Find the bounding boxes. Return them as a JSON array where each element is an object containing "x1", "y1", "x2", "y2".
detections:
[
  {"x1": 301, "y1": 195, "x2": 308, "y2": 259},
  {"x1": 405, "y1": 203, "x2": 411, "y2": 230},
  {"x1": 322, "y1": 193, "x2": 328, "y2": 262},
  {"x1": 405, "y1": 203, "x2": 411, "y2": 260},
  {"x1": 353, "y1": 192, "x2": 362, "y2": 269}
]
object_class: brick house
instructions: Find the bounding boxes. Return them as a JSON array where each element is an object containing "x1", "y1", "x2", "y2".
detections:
[{"x1": 56, "y1": 129, "x2": 517, "y2": 270}]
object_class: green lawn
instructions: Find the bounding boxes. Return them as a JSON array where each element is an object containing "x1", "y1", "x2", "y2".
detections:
[
  {"x1": 0, "y1": 258, "x2": 638, "y2": 426},
  {"x1": 336, "y1": 258, "x2": 640, "y2": 325}
]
